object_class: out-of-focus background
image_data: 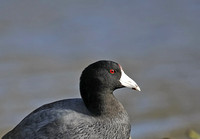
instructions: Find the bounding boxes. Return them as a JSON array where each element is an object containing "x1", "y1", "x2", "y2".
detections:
[{"x1": 0, "y1": 1, "x2": 200, "y2": 138}]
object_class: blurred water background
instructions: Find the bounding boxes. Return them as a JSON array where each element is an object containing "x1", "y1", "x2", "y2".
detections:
[{"x1": 0, "y1": 1, "x2": 200, "y2": 138}]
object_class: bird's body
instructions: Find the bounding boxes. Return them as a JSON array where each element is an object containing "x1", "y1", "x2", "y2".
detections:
[
  {"x1": 4, "y1": 99, "x2": 130, "y2": 139},
  {"x1": 3, "y1": 60, "x2": 140, "y2": 139}
]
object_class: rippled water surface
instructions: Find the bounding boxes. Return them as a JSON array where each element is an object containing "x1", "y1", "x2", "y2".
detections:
[{"x1": 0, "y1": 1, "x2": 200, "y2": 138}]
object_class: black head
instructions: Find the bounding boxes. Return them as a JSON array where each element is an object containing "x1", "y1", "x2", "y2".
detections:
[
  {"x1": 80, "y1": 60, "x2": 122, "y2": 93},
  {"x1": 79, "y1": 60, "x2": 140, "y2": 115}
]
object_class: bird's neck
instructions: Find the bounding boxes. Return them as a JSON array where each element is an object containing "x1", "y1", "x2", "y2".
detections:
[{"x1": 82, "y1": 90, "x2": 126, "y2": 117}]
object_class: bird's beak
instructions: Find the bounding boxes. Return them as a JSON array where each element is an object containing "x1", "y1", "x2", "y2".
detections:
[{"x1": 119, "y1": 69, "x2": 141, "y2": 91}]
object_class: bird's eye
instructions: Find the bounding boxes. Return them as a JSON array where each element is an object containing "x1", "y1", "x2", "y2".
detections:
[{"x1": 110, "y1": 69, "x2": 115, "y2": 74}]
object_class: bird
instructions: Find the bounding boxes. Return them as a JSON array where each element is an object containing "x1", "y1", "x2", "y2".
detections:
[{"x1": 3, "y1": 60, "x2": 141, "y2": 139}]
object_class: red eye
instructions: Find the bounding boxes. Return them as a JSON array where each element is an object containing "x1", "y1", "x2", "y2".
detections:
[{"x1": 110, "y1": 69, "x2": 115, "y2": 74}]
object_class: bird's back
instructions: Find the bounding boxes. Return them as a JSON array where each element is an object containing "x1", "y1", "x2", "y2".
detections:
[{"x1": 3, "y1": 98, "x2": 131, "y2": 139}]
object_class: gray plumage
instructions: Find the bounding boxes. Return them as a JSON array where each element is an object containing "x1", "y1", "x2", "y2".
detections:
[
  {"x1": 3, "y1": 99, "x2": 130, "y2": 139},
  {"x1": 3, "y1": 60, "x2": 140, "y2": 139}
]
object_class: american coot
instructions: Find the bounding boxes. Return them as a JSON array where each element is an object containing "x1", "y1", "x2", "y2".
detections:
[{"x1": 3, "y1": 60, "x2": 140, "y2": 139}]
